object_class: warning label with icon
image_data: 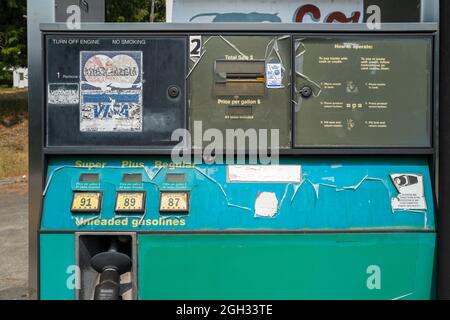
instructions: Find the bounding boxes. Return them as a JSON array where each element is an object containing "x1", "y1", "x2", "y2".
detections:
[{"x1": 390, "y1": 174, "x2": 427, "y2": 211}]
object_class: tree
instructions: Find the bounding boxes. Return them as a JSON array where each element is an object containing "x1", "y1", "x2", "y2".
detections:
[
  {"x1": 0, "y1": 0, "x2": 27, "y2": 86},
  {"x1": 106, "y1": 0, "x2": 166, "y2": 23}
]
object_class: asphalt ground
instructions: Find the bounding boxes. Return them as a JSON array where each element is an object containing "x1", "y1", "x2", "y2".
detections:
[{"x1": 0, "y1": 181, "x2": 29, "y2": 299}]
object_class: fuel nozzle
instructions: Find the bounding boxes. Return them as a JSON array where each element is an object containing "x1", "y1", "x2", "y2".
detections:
[{"x1": 90, "y1": 238, "x2": 131, "y2": 300}]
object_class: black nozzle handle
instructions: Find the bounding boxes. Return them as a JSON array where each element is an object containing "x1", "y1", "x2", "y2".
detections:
[{"x1": 93, "y1": 268, "x2": 121, "y2": 300}]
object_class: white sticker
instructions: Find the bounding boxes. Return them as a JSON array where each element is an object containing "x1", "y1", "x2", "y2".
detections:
[
  {"x1": 266, "y1": 63, "x2": 282, "y2": 88},
  {"x1": 390, "y1": 174, "x2": 427, "y2": 211},
  {"x1": 227, "y1": 165, "x2": 302, "y2": 183},
  {"x1": 48, "y1": 83, "x2": 79, "y2": 105},
  {"x1": 189, "y1": 35, "x2": 202, "y2": 59},
  {"x1": 255, "y1": 192, "x2": 278, "y2": 218}
]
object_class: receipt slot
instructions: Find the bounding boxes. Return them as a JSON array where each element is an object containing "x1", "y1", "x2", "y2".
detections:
[{"x1": 33, "y1": 23, "x2": 438, "y2": 300}]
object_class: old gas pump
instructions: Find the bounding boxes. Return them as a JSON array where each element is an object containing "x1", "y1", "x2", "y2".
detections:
[{"x1": 28, "y1": 1, "x2": 441, "y2": 300}]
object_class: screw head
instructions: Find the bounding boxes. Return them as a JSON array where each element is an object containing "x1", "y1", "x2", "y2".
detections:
[
  {"x1": 300, "y1": 86, "x2": 313, "y2": 98},
  {"x1": 168, "y1": 86, "x2": 180, "y2": 98}
]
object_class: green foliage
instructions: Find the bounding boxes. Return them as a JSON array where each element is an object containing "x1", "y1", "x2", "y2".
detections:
[
  {"x1": 0, "y1": 0, "x2": 27, "y2": 86},
  {"x1": 106, "y1": 0, "x2": 166, "y2": 22}
]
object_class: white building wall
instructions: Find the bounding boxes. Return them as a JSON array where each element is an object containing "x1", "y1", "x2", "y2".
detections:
[{"x1": 13, "y1": 67, "x2": 28, "y2": 89}]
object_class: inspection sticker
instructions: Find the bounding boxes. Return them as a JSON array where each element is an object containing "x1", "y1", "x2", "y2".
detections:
[
  {"x1": 79, "y1": 51, "x2": 143, "y2": 132},
  {"x1": 266, "y1": 63, "x2": 282, "y2": 88}
]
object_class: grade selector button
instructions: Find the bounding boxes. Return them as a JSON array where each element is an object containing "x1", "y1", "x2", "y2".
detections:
[
  {"x1": 115, "y1": 191, "x2": 146, "y2": 214},
  {"x1": 159, "y1": 191, "x2": 190, "y2": 214},
  {"x1": 71, "y1": 191, "x2": 102, "y2": 214},
  {"x1": 122, "y1": 173, "x2": 143, "y2": 183},
  {"x1": 79, "y1": 173, "x2": 100, "y2": 183}
]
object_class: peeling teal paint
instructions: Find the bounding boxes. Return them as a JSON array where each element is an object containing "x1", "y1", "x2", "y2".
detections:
[{"x1": 41, "y1": 157, "x2": 435, "y2": 231}]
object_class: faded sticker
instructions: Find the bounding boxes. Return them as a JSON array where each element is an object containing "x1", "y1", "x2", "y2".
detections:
[
  {"x1": 390, "y1": 174, "x2": 427, "y2": 211},
  {"x1": 255, "y1": 192, "x2": 279, "y2": 218},
  {"x1": 227, "y1": 165, "x2": 302, "y2": 183},
  {"x1": 266, "y1": 63, "x2": 282, "y2": 88},
  {"x1": 80, "y1": 51, "x2": 143, "y2": 132},
  {"x1": 48, "y1": 83, "x2": 79, "y2": 105}
]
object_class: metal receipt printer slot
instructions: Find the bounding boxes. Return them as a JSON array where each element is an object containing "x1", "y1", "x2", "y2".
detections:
[{"x1": 214, "y1": 60, "x2": 266, "y2": 96}]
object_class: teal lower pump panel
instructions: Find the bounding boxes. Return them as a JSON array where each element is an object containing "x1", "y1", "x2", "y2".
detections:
[
  {"x1": 39, "y1": 156, "x2": 436, "y2": 299},
  {"x1": 40, "y1": 234, "x2": 75, "y2": 300},
  {"x1": 138, "y1": 233, "x2": 435, "y2": 300}
]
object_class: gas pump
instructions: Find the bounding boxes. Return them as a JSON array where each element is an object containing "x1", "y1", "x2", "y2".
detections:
[{"x1": 31, "y1": 22, "x2": 438, "y2": 300}]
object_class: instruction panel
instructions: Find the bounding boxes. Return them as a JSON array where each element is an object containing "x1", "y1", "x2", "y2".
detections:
[{"x1": 294, "y1": 37, "x2": 432, "y2": 147}]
